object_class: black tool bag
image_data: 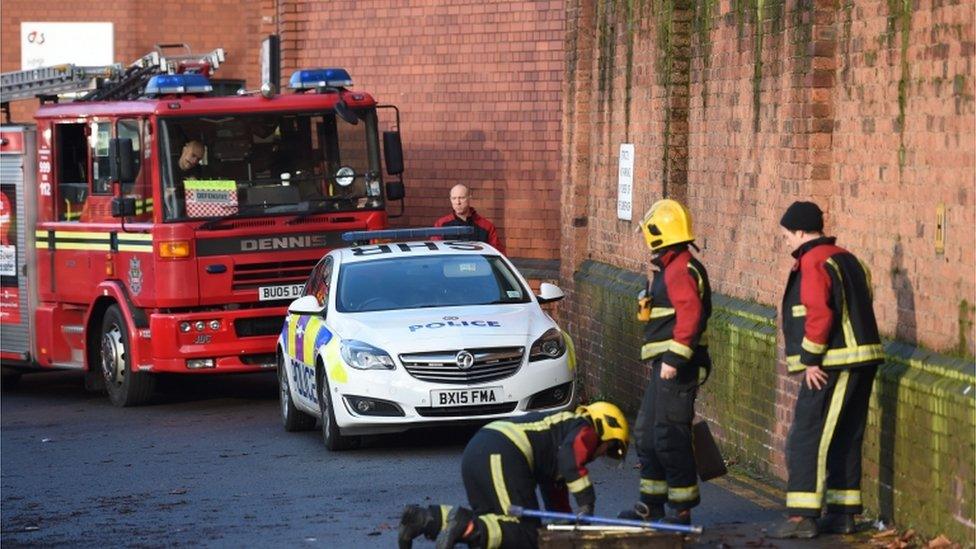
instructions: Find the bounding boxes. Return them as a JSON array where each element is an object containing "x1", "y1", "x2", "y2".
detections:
[{"x1": 693, "y1": 419, "x2": 728, "y2": 482}]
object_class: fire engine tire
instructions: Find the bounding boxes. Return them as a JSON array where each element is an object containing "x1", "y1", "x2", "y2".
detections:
[
  {"x1": 278, "y1": 352, "x2": 315, "y2": 432},
  {"x1": 1, "y1": 367, "x2": 21, "y2": 390},
  {"x1": 317, "y1": 364, "x2": 357, "y2": 451},
  {"x1": 100, "y1": 305, "x2": 155, "y2": 407}
]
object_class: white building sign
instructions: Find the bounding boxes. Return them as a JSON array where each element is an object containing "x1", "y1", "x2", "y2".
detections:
[
  {"x1": 617, "y1": 143, "x2": 635, "y2": 221},
  {"x1": 21, "y1": 22, "x2": 114, "y2": 70}
]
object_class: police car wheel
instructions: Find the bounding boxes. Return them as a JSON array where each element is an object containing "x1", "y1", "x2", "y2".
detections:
[
  {"x1": 278, "y1": 352, "x2": 315, "y2": 432},
  {"x1": 99, "y1": 305, "x2": 155, "y2": 407},
  {"x1": 317, "y1": 364, "x2": 357, "y2": 451}
]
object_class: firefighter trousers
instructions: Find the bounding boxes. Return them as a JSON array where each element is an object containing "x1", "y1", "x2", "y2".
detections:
[
  {"x1": 456, "y1": 429, "x2": 541, "y2": 548},
  {"x1": 635, "y1": 359, "x2": 700, "y2": 511},
  {"x1": 785, "y1": 364, "x2": 878, "y2": 517}
]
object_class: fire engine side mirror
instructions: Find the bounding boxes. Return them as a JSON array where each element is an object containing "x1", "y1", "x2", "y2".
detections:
[
  {"x1": 111, "y1": 197, "x2": 137, "y2": 218},
  {"x1": 383, "y1": 131, "x2": 404, "y2": 176},
  {"x1": 109, "y1": 137, "x2": 136, "y2": 185}
]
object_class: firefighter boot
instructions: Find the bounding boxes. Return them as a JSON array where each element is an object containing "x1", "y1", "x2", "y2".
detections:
[
  {"x1": 768, "y1": 516, "x2": 819, "y2": 539},
  {"x1": 435, "y1": 506, "x2": 483, "y2": 549},
  {"x1": 618, "y1": 501, "x2": 665, "y2": 521},
  {"x1": 660, "y1": 509, "x2": 691, "y2": 525},
  {"x1": 398, "y1": 504, "x2": 439, "y2": 549},
  {"x1": 818, "y1": 513, "x2": 856, "y2": 534}
]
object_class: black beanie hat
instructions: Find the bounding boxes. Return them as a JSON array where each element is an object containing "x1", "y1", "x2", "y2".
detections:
[{"x1": 780, "y1": 201, "x2": 824, "y2": 232}]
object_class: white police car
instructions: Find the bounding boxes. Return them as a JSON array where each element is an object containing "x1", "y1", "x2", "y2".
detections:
[{"x1": 276, "y1": 228, "x2": 576, "y2": 450}]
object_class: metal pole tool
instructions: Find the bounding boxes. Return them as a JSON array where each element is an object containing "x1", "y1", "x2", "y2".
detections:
[{"x1": 507, "y1": 505, "x2": 704, "y2": 535}]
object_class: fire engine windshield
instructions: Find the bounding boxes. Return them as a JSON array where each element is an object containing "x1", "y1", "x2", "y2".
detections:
[{"x1": 159, "y1": 110, "x2": 383, "y2": 222}]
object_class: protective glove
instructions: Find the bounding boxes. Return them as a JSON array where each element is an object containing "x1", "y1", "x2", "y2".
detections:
[{"x1": 637, "y1": 287, "x2": 652, "y2": 321}]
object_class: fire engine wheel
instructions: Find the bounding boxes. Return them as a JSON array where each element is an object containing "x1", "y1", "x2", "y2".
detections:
[
  {"x1": 278, "y1": 352, "x2": 315, "y2": 432},
  {"x1": 317, "y1": 365, "x2": 357, "y2": 451},
  {"x1": 100, "y1": 305, "x2": 155, "y2": 407}
]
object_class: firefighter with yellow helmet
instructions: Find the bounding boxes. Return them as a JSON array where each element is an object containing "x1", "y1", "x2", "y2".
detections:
[
  {"x1": 398, "y1": 402, "x2": 630, "y2": 548},
  {"x1": 621, "y1": 199, "x2": 712, "y2": 525}
]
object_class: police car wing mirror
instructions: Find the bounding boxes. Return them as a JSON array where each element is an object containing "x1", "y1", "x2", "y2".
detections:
[
  {"x1": 537, "y1": 282, "x2": 564, "y2": 304},
  {"x1": 288, "y1": 295, "x2": 325, "y2": 316}
]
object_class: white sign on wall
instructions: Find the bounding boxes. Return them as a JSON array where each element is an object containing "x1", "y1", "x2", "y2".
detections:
[
  {"x1": 21, "y1": 22, "x2": 114, "y2": 70},
  {"x1": 617, "y1": 143, "x2": 635, "y2": 221}
]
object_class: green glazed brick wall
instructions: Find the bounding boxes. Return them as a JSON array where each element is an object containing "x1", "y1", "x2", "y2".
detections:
[{"x1": 571, "y1": 260, "x2": 976, "y2": 543}]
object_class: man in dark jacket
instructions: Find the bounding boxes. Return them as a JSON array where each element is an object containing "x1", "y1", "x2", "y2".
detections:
[
  {"x1": 397, "y1": 402, "x2": 629, "y2": 549},
  {"x1": 619, "y1": 199, "x2": 711, "y2": 526},
  {"x1": 769, "y1": 201, "x2": 884, "y2": 539},
  {"x1": 434, "y1": 184, "x2": 504, "y2": 253}
]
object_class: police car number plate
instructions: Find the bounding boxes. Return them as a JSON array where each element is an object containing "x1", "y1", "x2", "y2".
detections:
[
  {"x1": 430, "y1": 387, "x2": 502, "y2": 407},
  {"x1": 258, "y1": 283, "x2": 305, "y2": 301}
]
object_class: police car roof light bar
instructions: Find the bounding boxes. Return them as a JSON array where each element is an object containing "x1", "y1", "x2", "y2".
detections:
[
  {"x1": 507, "y1": 505, "x2": 703, "y2": 535},
  {"x1": 341, "y1": 226, "x2": 475, "y2": 243}
]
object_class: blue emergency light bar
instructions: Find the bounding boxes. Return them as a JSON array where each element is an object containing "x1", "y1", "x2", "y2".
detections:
[
  {"x1": 144, "y1": 74, "x2": 213, "y2": 96},
  {"x1": 341, "y1": 226, "x2": 475, "y2": 243},
  {"x1": 289, "y1": 68, "x2": 353, "y2": 90}
]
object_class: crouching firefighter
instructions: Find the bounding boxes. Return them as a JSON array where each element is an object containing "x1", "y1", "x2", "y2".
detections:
[
  {"x1": 398, "y1": 402, "x2": 630, "y2": 549},
  {"x1": 621, "y1": 199, "x2": 712, "y2": 526}
]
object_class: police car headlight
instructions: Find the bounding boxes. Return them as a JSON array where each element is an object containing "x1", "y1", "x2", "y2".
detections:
[
  {"x1": 529, "y1": 328, "x2": 566, "y2": 361},
  {"x1": 340, "y1": 340, "x2": 395, "y2": 370}
]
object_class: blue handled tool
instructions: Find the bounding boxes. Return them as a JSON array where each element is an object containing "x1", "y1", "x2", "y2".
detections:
[{"x1": 507, "y1": 505, "x2": 703, "y2": 535}]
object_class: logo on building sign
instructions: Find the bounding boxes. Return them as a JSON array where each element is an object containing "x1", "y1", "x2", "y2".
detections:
[{"x1": 128, "y1": 257, "x2": 143, "y2": 295}]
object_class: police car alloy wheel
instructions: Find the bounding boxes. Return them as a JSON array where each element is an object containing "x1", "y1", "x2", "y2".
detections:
[{"x1": 279, "y1": 352, "x2": 315, "y2": 432}]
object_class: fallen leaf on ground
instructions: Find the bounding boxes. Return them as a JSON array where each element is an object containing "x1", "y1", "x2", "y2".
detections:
[
  {"x1": 873, "y1": 529, "x2": 899, "y2": 539},
  {"x1": 927, "y1": 535, "x2": 957, "y2": 548},
  {"x1": 900, "y1": 529, "x2": 916, "y2": 542}
]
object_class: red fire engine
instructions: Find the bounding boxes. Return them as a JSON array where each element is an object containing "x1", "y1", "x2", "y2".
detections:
[{"x1": 0, "y1": 46, "x2": 406, "y2": 406}]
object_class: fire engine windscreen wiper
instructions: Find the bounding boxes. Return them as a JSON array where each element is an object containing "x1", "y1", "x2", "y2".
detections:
[
  {"x1": 197, "y1": 205, "x2": 267, "y2": 231},
  {"x1": 284, "y1": 197, "x2": 359, "y2": 225}
]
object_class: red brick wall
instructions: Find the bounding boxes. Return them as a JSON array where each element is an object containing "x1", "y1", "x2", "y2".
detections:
[
  {"x1": 287, "y1": 1, "x2": 565, "y2": 261},
  {"x1": 561, "y1": 0, "x2": 975, "y2": 365},
  {"x1": 1, "y1": 0, "x2": 566, "y2": 263},
  {"x1": 1, "y1": 0, "x2": 265, "y2": 125}
]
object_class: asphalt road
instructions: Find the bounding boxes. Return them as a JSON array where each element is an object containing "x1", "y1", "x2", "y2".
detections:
[{"x1": 2, "y1": 371, "x2": 850, "y2": 548}]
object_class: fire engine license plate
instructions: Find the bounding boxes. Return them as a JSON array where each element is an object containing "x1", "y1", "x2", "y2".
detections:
[
  {"x1": 431, "y1": 387, "x2": 502, "y2": 407},
  {"x1": 258, "y1": 284, "x2": 305, "y2": 301}
]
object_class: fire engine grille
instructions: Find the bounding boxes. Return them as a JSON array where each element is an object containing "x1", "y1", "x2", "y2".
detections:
[
  {"x1": 399, "y1": 347, "x2": 524, "y2": 384},
  {"x1": 232, "y1": 259, "x2": 318, "y2": 291},
  {"x1": 234, "y1": 316, "x2": 286, "y2": 338},
  {"x1": 415, "y1": 402, "x2": 518, "y2": 417}
]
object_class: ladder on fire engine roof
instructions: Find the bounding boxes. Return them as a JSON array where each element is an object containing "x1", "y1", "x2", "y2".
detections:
[{"x1": 0, "y1": 44, "x2": 225, "y2": 117}]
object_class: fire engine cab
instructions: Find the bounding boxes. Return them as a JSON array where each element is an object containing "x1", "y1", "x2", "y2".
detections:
[{"x1": 0, "y1": 46, "x2": 406, "y2": 406}]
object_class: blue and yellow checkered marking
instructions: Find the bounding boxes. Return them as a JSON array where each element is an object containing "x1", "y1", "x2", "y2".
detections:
[{"x1": 283, "y1": 313, "x2": 333, "y2": 366}]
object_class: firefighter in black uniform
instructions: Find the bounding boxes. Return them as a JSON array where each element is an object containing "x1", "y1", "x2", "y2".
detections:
[
  {"x1": 768, "y1": 201, "x2": 884, "y2": 539},
  {"x1": 620, "y1": 199, "x2": 711, "y2": 526},
  {"x1": 397, "y1": 402, "x2": 630, "y2": 549}
]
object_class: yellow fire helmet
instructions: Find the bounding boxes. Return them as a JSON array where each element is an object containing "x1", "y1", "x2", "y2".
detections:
[
  {"x1": 638, "y1": 199, "x2": 695, "y2": 252},
  {"x1": 577, "y1": 401, "x2": 630, "y2": 459}
]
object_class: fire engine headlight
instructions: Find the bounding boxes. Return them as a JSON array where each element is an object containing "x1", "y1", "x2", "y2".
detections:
[
  {"x1": 339, "y1": 340, "x2": 395, "y2": 370},
  {"x1": 194, "y1": 321, "x2": 206, "y2": 332},
  {"x1": 529, "y1": 328, "x2": 566, "y2": 361},
  {"x1": 208, "y1": 320, "x2": 221, "y2": 331},
  {"x1": 180, "y1": 322, "x2": 192, "y2": 333}
]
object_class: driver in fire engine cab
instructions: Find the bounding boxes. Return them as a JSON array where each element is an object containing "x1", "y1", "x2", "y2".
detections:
[{"x1": 164, "y1": 140, "x2": 206, "y2": 218}]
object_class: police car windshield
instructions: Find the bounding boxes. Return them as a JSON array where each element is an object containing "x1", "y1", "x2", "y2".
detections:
[
  {"x1": 159, "y1": 111, "x2": 383, "y2": 222},
  {"x1": 337, "y1": 255, "x2": 530, "y2": 312}
]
